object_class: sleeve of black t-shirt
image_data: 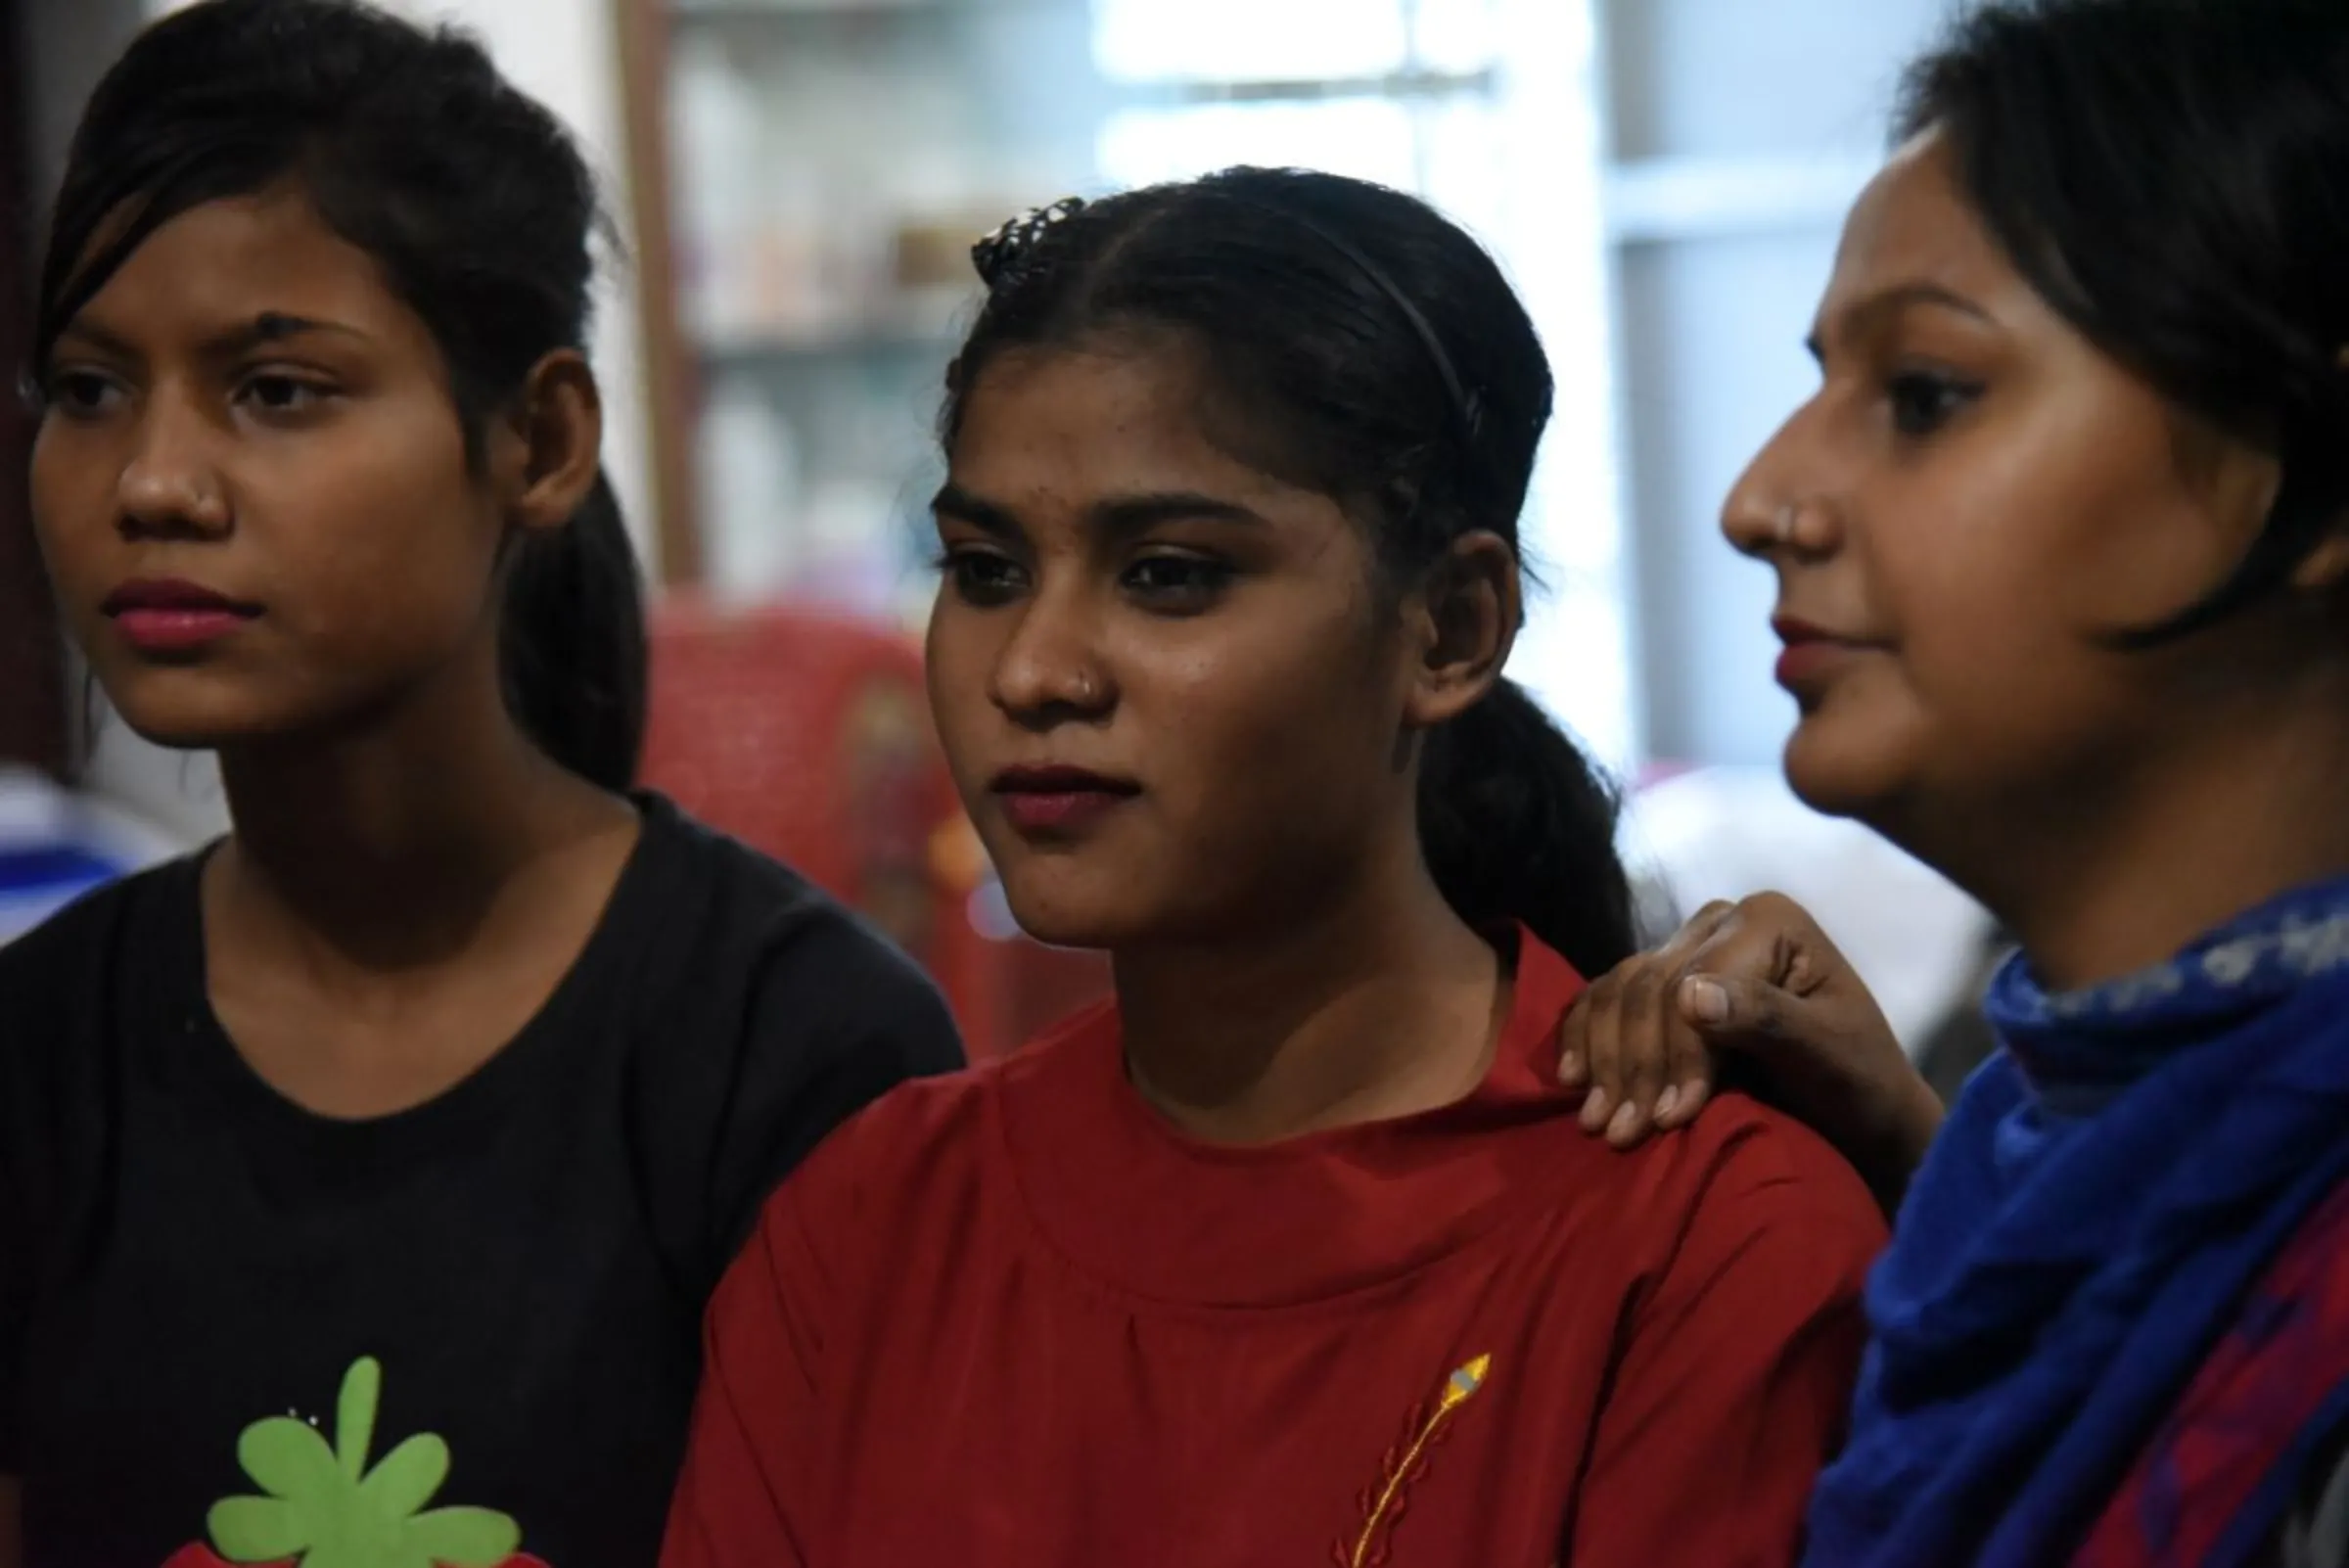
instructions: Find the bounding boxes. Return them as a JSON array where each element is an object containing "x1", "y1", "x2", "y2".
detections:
[
  {"x1": 0, "y1": 1150, "x2": 22, "y2": 1477},
  {"x1": 0, "y1": 919, "x2": 55, "y2": 1481},
  {"x1": 0, "y1": 906, "x2": 69, "y2": 1481},
  {"x1": 696, "y1": 905, "x2": 964, "y2": 1287}
]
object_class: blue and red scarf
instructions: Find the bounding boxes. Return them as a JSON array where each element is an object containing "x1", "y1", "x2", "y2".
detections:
[{"x1": 1802, "y1": 877, "x2": 2349, "y2": 1567}]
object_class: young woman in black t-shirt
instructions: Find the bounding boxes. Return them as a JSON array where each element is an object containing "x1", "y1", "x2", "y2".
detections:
[{"x1": 0, "y1": 4, "x2": 959, "y2": 1565}]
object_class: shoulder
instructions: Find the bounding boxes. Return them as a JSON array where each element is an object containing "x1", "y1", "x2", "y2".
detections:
[
  {"x1": 784, "y1": 1044, "x2": 1035, "y2": 1209},
  {"x1": 1507, "y1": 929, "x2": 1876, "y2": 1251},
  {"x1": 0, "y1": 857, "x2": 189, "y2": 1032},
  {"x1": 764, "y1": 1001, "x2": 1109, "y2": 1242},
  {"x1": 0, "y1": 860, "x2": 196, "y2": 1200},
  {"x1": 630, "y1": 791, "x2": 863, "y2": 945},
  {"x1": 595, "y1": 800, "x2": 968, "y2": 1282},
  {"x1": 1675, "y1": 1091, "x2": 1883, "y2": 1206},
  {"x1": 0, "y1": 855, "x2": 184, "y2": 976},
  {"x1": 627, "y1": 794, "x2": 963, "y2": 1071},
  {"x1": 1611, "y1": 1093, "x2": 1888, "y2": 1292},
  {"x1": 1506, "y1": 927, "x2": 1884, "y2": 1275}
]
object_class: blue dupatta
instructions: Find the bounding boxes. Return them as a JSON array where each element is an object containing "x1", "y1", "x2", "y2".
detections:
[{"x1": 1803, "y1": 877, "x2": 2349, "y2": 1566}]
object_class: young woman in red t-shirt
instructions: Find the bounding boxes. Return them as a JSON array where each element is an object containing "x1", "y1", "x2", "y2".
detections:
[{"x1": 661, "y1": 168, "x2": 1884, "y2": 1568}]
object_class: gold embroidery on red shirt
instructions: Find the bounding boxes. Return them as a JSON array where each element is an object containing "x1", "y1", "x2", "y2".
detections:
[{"x1": 1334, "y1": 1354, "x2": 1493, "y2": 1568}]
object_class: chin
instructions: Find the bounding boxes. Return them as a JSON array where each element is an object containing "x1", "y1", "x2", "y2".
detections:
[
  {"x1": 997, "y1": 889, "x2": 1131, "y2": 952},
  {"x1": 1780, "y1": 715, "x2": 1906, "y2": 824},
  {"x1": 96, "y1": 667, "x2": 329, "y2": 755},
  {"x1": 993, "y1": 862, "x2": 1166, "y2": 952},
  {"x1": 103, "y1": 696, "x2": 269, "y2": 754}
]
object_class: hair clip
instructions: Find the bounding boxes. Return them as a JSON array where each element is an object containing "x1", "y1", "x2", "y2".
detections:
[{"x1": 972, "y1": 196, "x2": 1085, "y2": 289}]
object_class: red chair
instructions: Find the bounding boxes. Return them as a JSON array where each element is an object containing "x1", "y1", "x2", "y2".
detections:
[{"x1": 639, "y1": 596, "x2": 1107, "y2": 1061}]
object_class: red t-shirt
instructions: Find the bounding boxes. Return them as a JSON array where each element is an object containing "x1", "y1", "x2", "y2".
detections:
[{"x1": 663, "y1": 930, "x2": 1885, "y2": 1567}]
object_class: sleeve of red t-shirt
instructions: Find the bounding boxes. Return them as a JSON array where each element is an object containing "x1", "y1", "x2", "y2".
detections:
[
  {"x1": 1564, "y1": 1109, "x2": 1885, "y2": 1568},
  {"x1": 661, "y1": 1120, "x2": 857, "y2": 1568}
]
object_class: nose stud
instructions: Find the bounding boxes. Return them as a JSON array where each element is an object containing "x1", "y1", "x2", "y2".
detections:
[{"x1": 121, "y1": 464, "x2": 228, "y2": 526}]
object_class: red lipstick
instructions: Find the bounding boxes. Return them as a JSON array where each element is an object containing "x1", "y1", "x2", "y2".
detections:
[
  {"x1": 1771, "y1": 616, "x2": 1877, "y2": 691},
  {"x1": 102, "y1": 578, "x2": 260, "y2": 654},
  {"x1": 990, "y1": 765, "x2": 1139, "y2": 835}
]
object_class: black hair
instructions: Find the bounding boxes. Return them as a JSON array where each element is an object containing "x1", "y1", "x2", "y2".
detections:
[
  {"x1": 35, "y1": 0, "x2": 645, "y2": 789},
  {"x1": 945, "y1": 168, "x2": 1635, "y2": 977},
  {"x1": 1900, "y1": 0, "x2": 2349, "y2": 644}
]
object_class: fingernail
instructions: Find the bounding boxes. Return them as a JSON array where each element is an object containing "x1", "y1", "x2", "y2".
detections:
[
  {"x1": 1559, "y1": 1049, "x2": 1583, "y2": 1084},
  {"x1": 1656, "y1": 1085, "x2": 1679, "y2": 1120},
  {"x1": 1684, "y1": 978, "x2": 1728, "y2": 1025},
  {"x1": 1583, "y1": 1087, "x2": 1610, "y2": 1130},
  {"x1": 1609, "y1": 1101, "x2": 1639, "y2": 1140}
]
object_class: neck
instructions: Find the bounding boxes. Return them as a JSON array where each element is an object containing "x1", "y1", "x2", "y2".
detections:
[
  {"x1": 1114, "y1": 849, "x2": 1505, "y2": 1145},
  {"x1": 209, "y1": 641, "x2": 630, "y2": 975},
  {"x1": 1907, "y1": 697, "x2": 2349, "y2": 993}
]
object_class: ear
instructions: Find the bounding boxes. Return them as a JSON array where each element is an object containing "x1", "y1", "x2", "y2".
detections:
[
  {"x1": 493, "y1": 348, "x2": 604, "y2": 536},
  {"x1": 1401, "y1": 530, "x2": 1520, "y2": 730},
  {"x1": 2290, "y1": 349, "x2": 2349, "y2": 592},
  {"x1": 2291, "y1": 530, "x2": 2349, "y2": 593}
]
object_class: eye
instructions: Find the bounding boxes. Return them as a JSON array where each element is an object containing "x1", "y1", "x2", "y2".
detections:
[
  {"x1": 236, "y1": 371, "x2": 335, "y2": 417},
  {"x1": 1886, "y1": 369, "x2": 1980, "y2": 438},
  {"x1": 1121, "y1": 553, "x2": 1233, "y2": 611},
  {"x1": 937, "y1": 545, "x2": 1028, "y2": 607},
  {"x1": 40, "y1": 368, "x2": 125, "y2": 421}
]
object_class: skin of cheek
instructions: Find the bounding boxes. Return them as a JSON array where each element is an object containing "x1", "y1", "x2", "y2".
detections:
[
  {"x1": 1774, "y1": 144, "x2": 2273, "y2": 833},
  {"x1": 29, "y1": 194, "x2": 515, "y2": 749},
  {"x1": 929, "y1": 342, "x2": 1431, "y2": 950}
]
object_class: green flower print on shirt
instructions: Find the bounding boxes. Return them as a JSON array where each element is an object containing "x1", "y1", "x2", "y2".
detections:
[{"x1": 166, "y1": 1357, "x2": 541, "y2": 1568}]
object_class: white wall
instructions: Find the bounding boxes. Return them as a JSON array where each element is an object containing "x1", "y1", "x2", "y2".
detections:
[{"x1": 1597, "y1": 0, "x2": 1955, "y2": 766}]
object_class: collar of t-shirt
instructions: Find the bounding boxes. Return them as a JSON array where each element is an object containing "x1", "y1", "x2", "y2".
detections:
[{"x1": 996, "y1": 926, "x2": 1592, "y2": 1313}]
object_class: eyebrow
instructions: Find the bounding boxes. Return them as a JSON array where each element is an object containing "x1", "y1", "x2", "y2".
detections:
[
  {"x1": 55, "y1": 310, "x2": 368, "y2": 361},
  {"x1": 930, "y1": 483, "x2": 1269, "y2": 538},
  {"x1": 1805, "y1": 281, "x2": 1996, "y2": 361}
]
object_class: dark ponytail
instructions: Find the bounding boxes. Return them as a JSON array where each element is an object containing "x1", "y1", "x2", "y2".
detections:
[
  {"x1": 38, "y1": 0, "x2": 647, "y2": 787},
  {"x1": 1419, "y1": 681, "x2": 1634, "y2": 976},
  {"x1": 948, "y1": 168, "x2": 1636, "y2": 977},
  {"x1": 500, "y1": 469, "x2": 646, "y2": 791}
]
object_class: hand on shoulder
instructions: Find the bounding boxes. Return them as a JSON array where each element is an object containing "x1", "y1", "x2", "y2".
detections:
[{"x1": 1555, "y1": 893, "x2": 1946, "y2": 1215}]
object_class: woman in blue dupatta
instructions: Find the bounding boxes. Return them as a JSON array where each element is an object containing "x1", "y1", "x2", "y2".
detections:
[{"x1": 1556, "y1": 1, "x2": 2349, "y2": 1563}]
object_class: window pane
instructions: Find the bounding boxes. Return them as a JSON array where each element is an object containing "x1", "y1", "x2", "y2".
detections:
[
  {"x1": 1413, "y1": 0, "x2": 1502, "y2": 74},
  {"x1": 1090, "y1": 0, "x2": 1408, "y2": 83},
  {"x1": 1097, "y1": 99, "x2": 1419, "y2": 190}
]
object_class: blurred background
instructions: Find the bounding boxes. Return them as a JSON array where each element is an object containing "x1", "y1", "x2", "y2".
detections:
[{"x1": 0, "y1": 0, "x2": 1997, "y2": 1077}]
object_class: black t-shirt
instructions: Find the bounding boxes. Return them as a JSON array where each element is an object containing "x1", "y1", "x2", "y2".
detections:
[{"x1": 0, "y1": 794, "x2": 962, "y2": 1568}]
